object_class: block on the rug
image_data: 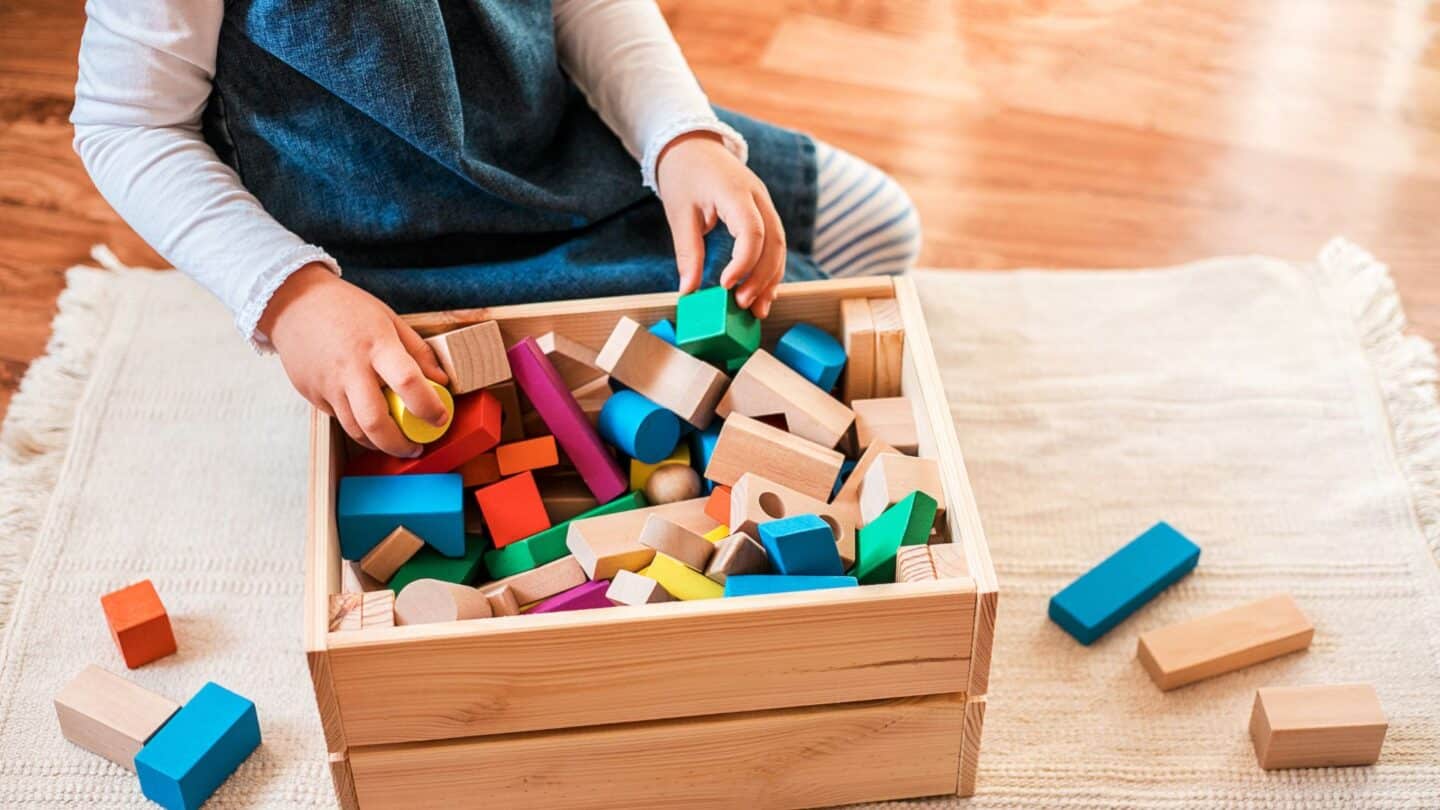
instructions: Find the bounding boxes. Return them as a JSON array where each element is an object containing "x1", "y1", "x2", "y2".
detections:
[
  {"x1": 1049, "y1": 521, "x2": 1200, "y2": 645},
  {"x1": 134, "y1": 682, "x2": 260, "y2": 810},
  {"x1": 1250, "y1": 683, "x2": 1386, "y2": 769},
  {"x1": 54, "y1": 664, "x2": 179, "y2": 770},
  {"x1": 99, "y1": 579, "x2": 177, "y2": 669}
]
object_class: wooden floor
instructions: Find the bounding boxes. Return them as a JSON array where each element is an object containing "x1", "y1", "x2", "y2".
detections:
[{"x1": 2, "y1": 0, "x2": 1438, "y2": 419}]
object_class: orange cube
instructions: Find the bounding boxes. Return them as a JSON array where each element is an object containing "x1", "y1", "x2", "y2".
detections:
[
  {"x1": 495, "y1": 436, "x2": 560, "y2": 477},
  {"x1": 473, "y1": 472, "x2": 552, "y2": 547},
  {"x1": 99, "y1": 580, "x2": 176, "y2": 669},
  {"x1": 705, "y1": 485, "x2": 732, "y2": 525}
]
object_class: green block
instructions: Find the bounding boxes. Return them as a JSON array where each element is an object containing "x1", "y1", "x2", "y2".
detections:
[
  {"x1": 853, "y1": 492, "x2": 938, "y2": 585},
  {"x1": 676, "y1": 286, "x2": 760, "y2": 367},
  {"x1": 389, "y1": 532, "x2": 490, "y2": 593},
  {"x1": 482, "y1": 491, "x2": 649, "y2": 580}
]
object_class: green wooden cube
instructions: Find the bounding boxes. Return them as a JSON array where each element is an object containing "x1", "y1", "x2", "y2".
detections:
[
  {"x1": 389, "y1": 532, "x2": 489, "y2": 593},
  {"x1": 676, "y1": 286, "x2": 760, "y2": 367},
  {"x1": 852, "y1": 491, "x2": 938, "y2": 584}
]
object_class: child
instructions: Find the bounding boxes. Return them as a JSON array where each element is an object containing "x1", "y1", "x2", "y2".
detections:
[{"x1": 72, "y1": 0, "x2": 921, "y2": 458}]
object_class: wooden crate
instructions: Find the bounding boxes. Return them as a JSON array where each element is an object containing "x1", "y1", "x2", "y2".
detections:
[{"x1": 305, "y1": 277, "x2": 999, "y2": 809}]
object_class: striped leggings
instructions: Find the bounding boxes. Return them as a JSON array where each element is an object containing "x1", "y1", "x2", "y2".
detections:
[{"x1": 810, "y1": 141, "x2": 921, "y2": 277}]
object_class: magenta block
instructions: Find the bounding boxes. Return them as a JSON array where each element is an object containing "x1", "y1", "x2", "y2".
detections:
[
  {"x1": 528, "y1": 580, "x2": 614, "y2": 614},
  {"x1": 507, "y1": 337, "x2": 627, "y2": 503}
]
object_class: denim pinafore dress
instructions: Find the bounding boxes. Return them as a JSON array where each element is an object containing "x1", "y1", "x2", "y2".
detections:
[{"x1": 202, "y1": 0, "x2": 823, "y2": 313}]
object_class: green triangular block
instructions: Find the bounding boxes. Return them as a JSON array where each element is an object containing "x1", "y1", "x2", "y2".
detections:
[
  {"x1": 482, "y1": 490, "x2": 648, "y2": 580},
  {"x1": 676, "y1": 286, "x2": 761, "y2": 367},
  {"x1": 853, "y1": 491, "x2": 938, "y2": 585},
  {"x1": 390, "y1": 532, "x2": 490, "y2": 593}
]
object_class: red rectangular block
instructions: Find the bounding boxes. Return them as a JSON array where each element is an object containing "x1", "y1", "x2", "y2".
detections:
[
  {"x1": 473, "y1": 471, "x2": 552, "y2": 547},
  {"x1": 346, "y1": 389, "x2": 503, "y2": 477},
  {"x1": 99, "y1": 580, "x2": 176, "y2": 669}
]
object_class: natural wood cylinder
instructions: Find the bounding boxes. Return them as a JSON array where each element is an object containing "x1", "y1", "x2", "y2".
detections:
[{"x1": 395, "y1": 579, "x2": 492, "y2": 626}]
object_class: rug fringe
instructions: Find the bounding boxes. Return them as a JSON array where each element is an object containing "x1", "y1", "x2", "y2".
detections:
[
  {"x1": 1316, "y1": 237, "x2": 1440, "y2": 562},
  {"x1": 0, "y1": 264, "x2": 121, "y2": 635}
]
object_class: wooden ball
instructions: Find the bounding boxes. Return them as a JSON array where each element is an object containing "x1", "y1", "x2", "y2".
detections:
[{"x1": 644, "y1": 464, "x2": 702, "y2": 505}]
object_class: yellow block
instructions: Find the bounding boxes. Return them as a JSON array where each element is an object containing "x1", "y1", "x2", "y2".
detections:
[
  {"x1": 629, "y1": 445, "x2": 692, "y2": 491},
  {"x1": 702, "y1": 525, "x2": 730, "y2": 543},
  {"x1": 643, "y1": 553, "x2": 722, "y2": 600},
  {"x1": 385, "y1": 380, "x2": 454, "y2": 444}
]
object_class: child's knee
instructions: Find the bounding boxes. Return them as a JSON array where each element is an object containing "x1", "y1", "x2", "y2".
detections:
[{"x1": 812, "y1": 145, "x2": 922, "y2": 278}]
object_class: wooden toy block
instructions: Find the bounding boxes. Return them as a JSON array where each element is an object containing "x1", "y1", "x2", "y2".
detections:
[
  {"x1": 487, "y1": 585, "x2": 521, "y2": 616},
  {"x1": 473, "y1": 471, "x2": 551, "y2": 547},
  {"x1": 530, "y1": 580, "x2": 614, "y2": 614},
  {"x1": 868, "y1": 298, "x2": 905, "y2": 398},
  {"x1": 930, "y1": 543, "x2": 970, "y2": 579},
  {"x1": 359, "y1": 526, "x2": 425, "y2": 583},
  {"x1": 639, "y1": 515, "x2": 715, "y2": 571},
  {"x1": 424, "y1": 320, "x2": 511, "y2": 395},
  {"x1": 1049, "y1": 521, "x2": 1201, "y2": 645},
  {"x1": 758, "y1": 514, "x2": 844, "y2": 576},
  {"x1": 537, "y1": 472, "x2": 599, "y2": 522},
  {"x1": 338, "y1": 473, "x2": 465, "y2": 559},
  {"x1": 858, "y1": 452, "x2": 945, "y2": 525},
  {"x1": 851, "y1": 397, "x2": 918, "y2": 455},
  {"x1": 340, "y1": 560, "x2": 386, "y2": 593},
  {"x1": 385, "y1": 380, "x2": 454, "y2": 444},
  {"x1": 479, "y1": 555, "x2": 587, "y2": 605},
  {"x1": 567, "y1": 497, "x2": 717, "y2": 579},
  {"x1": 724, "y1": 575, "x2": 858, "y2": 598},
  {"x1": 598, "y1": 390, "x2": 682, "y2": 463},
  {"x1": 688, "y1": 422, "x2": 720, "y2": 493},
  {"x1": 487, "y1": 381, "x2": 526, "y2": 442},
  {"x1": 831, "y1": 440, "x2": 899, "y2": 507},
  {"x1": 854, "y1": 491, "x2": 938, "y2": 585},
  {"x1": 839, "y1": 298, "x2": 875, "y2": 403},
  {"x1": 675, "y1": 285, "x2": 761, "y2": 367},
  {"x1": 702, "y1": 524, "x2": 731, "y2": 542},
  {"x1": 100, "y1": 580, "x2": 177, "y2": 669},
  {"x1": 729, "y1": 472, "x2": 856, "y2": 568},
  {"x1": 134, "y1": 682, "x2": 261, "y2": 810},
  {"x1": 329, "y1": 590, "x2": 396, "y2": 631},
  {"x1": 395, "y1": 579, "x2": 493, "y2": 625},
  {"x1": 535, "y1": 331, "x2": 607, "y2": 389},
  {"x1": 484, "y1": 491, "x2": 646, "y2": 579},
  {"x1": 595, "y1": 316, "x2": 729, "y2": 429},
  {"x1": 704, "y1": 485, "x2": 732, "y2": 524},
  {"x1": 1138, "y1": 594, "x2": 1314, "y2": 691},
  {"x1": 894, "y1": 544, "x2": 936, "y2": 583},
  {"x1": 495, "y1": 435, "x2": 559, "y2": 476},
  {"x1": 830, "y1": 458, "x2": 856, "y2": 501},
  {"x1": 570, "y1": 375, "x2": 613, "y2": 427},
  {"x1": 345, "y1": 389, "x2": 503, "y2": 476},
  {"x1": 389, "y1": 532, "x2": 489, "y2": 593},
  {"x1": 774, "y1": 323, "x2": 847, "y2": 392},
  {"x1": 703, "y1": 532, "x2": 769, "y2": 584},
  {"x1": 718, "y1": 349, "x2": 854, "y2": 449},
  {"x1": 644, "y1": 463, "x2": 702, "y2": 505},
  {"x1": 54, "y1": 664, "x2": 180, "y2": 770},
  {"x1": 606, "y1": 569, "x2": 676, "y2": 606},
  {"x1": 705, "y1": 413, "x2": 845, "y2": 502},
  {"x1": 457, "y1": 452, "x2": 501, "y2": 488},
  {"x1": 508, "y1": 336, "x2": 628, "y2": 503},
  {"x1": 629, "y1": 445, "x2": 691, "y2": 491},
  {"x1": 643, "y1": 553, "x2": 724, "y2": 600},
  {"x1": 1250, "y1": 684, "x2": 1386, "y2": 769}
]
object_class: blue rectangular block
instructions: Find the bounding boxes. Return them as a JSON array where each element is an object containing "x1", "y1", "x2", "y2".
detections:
[
  {"x1": 1049, "y1": 522, "x2": 1200, "y2": 645},
  {"x1": 724, "y1": 575, "x2": 858, "y2": 597},
  {"x1": 774, "y1": 323, "x2": 847, "y2": 392},
  {"x1": 337, "y1": 473, "x2": 464, "y2": 560},
  {"x1": 758, "y1": 514, "x2": 844, "y2": 576},
  {"x1": 134, "y1": 682, "x2": 260, "y2": 810}
]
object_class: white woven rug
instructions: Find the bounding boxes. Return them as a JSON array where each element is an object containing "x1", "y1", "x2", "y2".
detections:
[{"x1": 0, "y1": 240, "x2": 1436, "y2": 808}]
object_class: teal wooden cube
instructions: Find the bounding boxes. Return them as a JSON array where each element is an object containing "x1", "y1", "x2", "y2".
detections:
[{"x1": 676, "y1": 286, "x2": 760, "y2": 367}]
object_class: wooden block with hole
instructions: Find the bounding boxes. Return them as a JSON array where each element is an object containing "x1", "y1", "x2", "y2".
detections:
[
  {"x1": 730, "y1": 472, "x2": 856, "y2": 568},
  {"x1": 424, "y1": 320, "x2": 511, "y2": 394},
  {"x1": 852, "y1": 397, "x2": 918, "y2": 455},
  {"x1": 1250, "y1": 684, "x2": 1386, "y2": 769},
  {"x1": 704, "y1": 413, "x2": 844, "y2": 502},
  {"x1": 858, "y1": 452, "x2": 945, "y2": 525},
  {"x1": 535, "y1": 331, "x2": 606, "y2": 389},
  {"x1": 868, "y1": 298, "x2": 905, "y2": 398},
  {"x1": 496, "y1": 435, "x2": 560, "y2": 476},
  {"x1": 638, "y1": 515, "x2": 715, "y2": 571},
  {"x1": 718, "y1": 349, "x2": 854, "y2": 448},
  {"x1": 359, "y1": 526, "x2": 425, "y2": 583},
  {"x1": 100, "y1": 580, "x2": 177, "y2": 669},
  {"x1": 566, "y1": 497, "x2": 716, "y2": 579},
  {"x1": 55, "y1": 664, "x2": 180, "y2": 770},
  {"x1": 1137, "y1": 594, "x2": 1314, "y2": 690},
  {"x1": 595, "y1": 316, "x2": 729, "y2": 428},
  {"x1": 840, "y1": 298, "x2": 875, "y2": 403}
]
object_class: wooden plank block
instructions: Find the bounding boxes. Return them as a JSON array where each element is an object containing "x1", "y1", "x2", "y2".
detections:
[
  {"x1": 831, "y1": 439, "x2": 899, "y2": 513},
  {"x1": 338, "y1": 473, "x2": 465, "y2": 560},
  {"x1": 858, "y1": 452, "x2": 945, "y2": 525},
  {"x1": 100, "y1": 580, "x2": 177, "y2": 669},
  {"x1": 384, "y1": 381, "x2": 454, "y2": 444},
  {"x1": 566, "y1": 497, "x2": 716, "y2": 580},
  {"x1": 134, "y1": 682, "x2": 261, "y2": 810},
  {"x1": 54, "y1": 665, "x2": 180, "y2": 770},
  {"x1": 642, "y1": 553, "x2": 723, "y2": 600},
  {"x1": 717, "y1": 349, "x2": 854, "y2": 448},
  {"x1": 840, "y1": 298, "x2": 876, "y2": 403},
  {"x1": 702, "y1": 532, "x2": 769, "y2": 584},
  {"x1": 473, "y1": 471, "x2": 551, "y2": 547},
  {"x1": 868, "y1": 298, "x2": 905, "y2": 398},
  {"x1": 359, "y1": 526, "x2": 424, "y2": 583},
  {"x1": 758, "y1": 514, "x2": 845, "y2": 576},
  {"x1": 852, "y1": 397, "x2": 919, "y2": 455},
  {"x1": 1250, "y1": 684, "x2": 1387, "y2": 769},
  {"x1": 569, "y1": 375, "x2": 612, "y2": 428},
  {"x1": 507, "y1": 337, "x2": 627, "y2": 503},
  {"x1": 724, "y1": 575, "x2": 857, "y2": 597},
  {"x1": 642, "y1": 463, "x2": 702, "y2": 505},
  {"x1": 704, "y1": 413, "x2": 844, "y2": 501},
  {"x1": 347, "y1": 693, "x2": 966, "y2": 809},
  {"x1": 774, "y1": 323, "x2": 847, "y2": 392},
  {"x1": 424, "y1": 321, "x2": 511, "y2": 394},
  {"x1": 478, "y1": 556, "x2": 587, "y2": 606},
  {"x1": 1138, "y1": 595, "x2": 1314, "y2": 690},
  {"x1": 395, "y1": 580, "x2": 492, "y2": 626},
  {"x1": 595, "y1": 316, "x2": 729, "y2": 429},
  {"x1": 1049, "y1": 521, "x2": 1200, "y2": 645},
  {"x1": 345, "y1": 389, "x2": 503, "y2": 477},
  {"x1": 534, "y1": 331, "x2": 606, "y2": 389},
  {"x1": 486, "y1": 585, "x2": 521, "y2": 617},
  {"x1": 606, "y1": 569, "x2": 676, "y2": 606},
  {"x1": 639, "y1": 515, "x2": 715, "y2": 571},
  {"x1": 487, "y1": 381, "x2": 526, "y2": 442}
]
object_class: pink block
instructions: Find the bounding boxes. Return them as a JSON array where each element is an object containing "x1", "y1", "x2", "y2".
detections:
[
  {"x1": 528, "y1": 580, "x2": 613, "y2": 614},
  {"x1": 507, "y1": 337, "x2": 627, "y2": 503}
]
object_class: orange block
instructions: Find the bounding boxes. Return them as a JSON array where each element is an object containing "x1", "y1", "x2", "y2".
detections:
[
  {"x1": 473, "y1": 471, "x2": 552, "y2": 547},
  {"x1": 457, "y1": 452, "x2": 501, "y2": 488},
  {"x1": 99, "y1": 580, "x2": 177, "y2": 669},
  {"x1": 705, "y1": 485, "x2": 732, "y2": 525},
  {"x1": 496, "y1": 436, "x2": 560, "y2": 477}
]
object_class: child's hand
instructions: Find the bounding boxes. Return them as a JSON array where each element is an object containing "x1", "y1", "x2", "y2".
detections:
[
  {"x1": 259, "y1": 264, "x2": 450, "y2": 457},
  {"x1": 656, "y1": 131, "x2": 786, "y2": 318}
]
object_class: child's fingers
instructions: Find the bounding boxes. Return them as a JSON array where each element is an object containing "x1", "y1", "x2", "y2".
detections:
[
  {"x1": 330, "y1": 394, "x2": 377, "y2": 452},
  {"x1": 666, "y1": 202, "x2": 707, "y2": 294},
  {"x1": 347, "y1": 376, "x2": 423, "y2": 458},
  {"x1": 734, "y1": 192, "x2": 786, "y2": 313},
  {"x1": 373, "y1": 342, "x2": 450, "y2": 429},
  {"x1": 393, "y1": 319, "x2": 449, "y2": 386},
  {"x1": 717, "y1": 197, "x2": 766, "y2": 292}
]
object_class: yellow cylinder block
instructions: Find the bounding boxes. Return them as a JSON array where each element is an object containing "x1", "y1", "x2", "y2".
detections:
[{"x1": 385, "y1": 380, "x2": 454, "y2": 444}]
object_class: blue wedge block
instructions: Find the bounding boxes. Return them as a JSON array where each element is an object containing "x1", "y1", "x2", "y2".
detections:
[
  {"x1": 336, "y1": 473, "x2": 464, "y2": 560},
  {"x1": 774, "y1": 323, "x2": 847, "y2": 392},
  {"x1": 1049, "y1": 522, "x2": 1201, "y2": 645},
  {"x1": 134, "y1": 683, "x2": 260, "y2": 810}
]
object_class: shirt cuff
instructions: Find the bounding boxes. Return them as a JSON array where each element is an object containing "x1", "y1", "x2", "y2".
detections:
[
  {"x1": 640, "y1": 117, "x2": 748, "y2": 195},
  {"x1": 236, "y1": 243, "x2": 341, "y2": 353}
]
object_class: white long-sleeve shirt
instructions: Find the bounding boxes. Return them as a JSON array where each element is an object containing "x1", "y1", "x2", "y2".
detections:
[{"x1": 71, "y1": 0, "x2": 745, "y2": 349}]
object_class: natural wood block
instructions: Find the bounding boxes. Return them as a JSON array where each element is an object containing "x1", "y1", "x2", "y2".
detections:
[
  {"x1": 359, "y1": 526, "x2": 425, "y2": 583},
  {"x1": 895, "y1": 544, "x2": 936, "y2": 583},
  {"x1": 396, "y1": 579, "x2": 493, "y2": 626},
  {"x1": 1138, "y1": 594, "x2": 1314, "y2": 691},
  {"x1": 868, "y1": 298, "x2": 905, "y2": 398},
  {"x1": 473, "y1": 471, "x2": 551, "y2": 547},
  {"x1": 479, "y1": 556, "x2": 587, "y2": 605},
  {"x1": 639, "y1": 515, "x2": 715, "y2": 571},
  {"x1": 487, "y1": 381, "x2": 526, "y2": 442},
  {"x1": 100, "y1": 580, "x2": 177, "y2": 669},
  {"x1": 643, "y1": 553, "x2": 723, "y2": 600},
  {"x1": 566, "y1": 497, "x2": 717, "y2": 580},
  {"x1": 425, "y1": 321, "x2": 511, "y2": 395},
  {"x1": 644, "y1": 463, "x2": 702, "y2": 505},
  {"x1": 54, "y1": 664, "x2": 180, "y2": 770},
  {"x1": 852, "y1": 397, "x2": 919, "y2": 455},
  {"x1": 570, "y1": 375, "x2": 613, "y2": 428},
  {"x1": 384, "y1": 381, "x2": 455, "y2": 444},
  {"x1": 595, "y1": 316, "x2": 728, "y2": 429},
  {"x1": 487, "y1": 585, "x2": 521, "y2": 617},
  {"x1": 606, "y1": 569, "x2": 676, "y2": 606},
  {"x1": 729, "y1": 472, "x2": 856, "y2": 568},
  {"x1": 840, "y1": 298, "x2": 875, "y2": 404},
  {"x1": 930, "y1": 543, "x2": 970, "y2": 579},
  {"x1": 858, "y1": 452, "x2": 945, "y2": 525},
  {"x1": 831, "y1": 440, "x2": 899, "y2": 507},
  {"x1": 536, "y1": 472, "x2": 600, "y2": 523},
  {"x1": 717, "y1": 349, "x2": 854, "y2": 448},
  {"x1": 496, "y1": 435, "x2": 560, "y2": 476},
  {"x1": 703, "y1": 532, "x2": 770, "y2": 584},
  {"x1": 1250, "y1": 684, "x2": 1386, "y2": 769},
  {"x1": 457, "y1": 452, "x2": 501, "y2": 488},
  {"x1": 535, "y1": 331, "x2": 606, "y2": 389},
  {"x1": 340, "y1": 561, "x2": 386, "y2": 593},
  {"x1": 330, "y1": 590, "x2": 395, "y2": 632},
  {"x1": 704, "y1": 413, "x2": 845, "y2": 501}
]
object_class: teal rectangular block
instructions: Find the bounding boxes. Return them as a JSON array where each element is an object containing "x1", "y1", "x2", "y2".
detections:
[
  {"x1": 1049, "y1": 522, "x2": 1201, "y2": 645},
  {"x1": 724, "y1": 575, "x2": 858, "y2": 597},
  {"x1": 336, "y1": 473, "x2": 464, "y2": 560},
  {"x1": 676, "y1": 286, "x2": 760, "y2": 366},
  {"x1": 134, "y1": 682, "x2": 260, "y2": 810}
]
